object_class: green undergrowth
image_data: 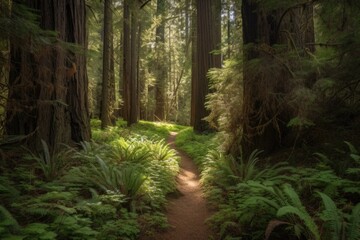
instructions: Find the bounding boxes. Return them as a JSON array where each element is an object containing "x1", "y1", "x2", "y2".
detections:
[
  {"x1": 201, "y1": 143, "x2": 360, "y2": 239},
  {"x1": 175, "y1": 127, "x2": 217, "y2": 167},
  {"x1": 91, "y1": 119, "x2": 186, "y2": 142},
  {"x1": 174, "y1": 128, "x2": 360, "y2": 239},
  {"x1": 0, "y1": 120, "x2": 185, "y2": 239}
]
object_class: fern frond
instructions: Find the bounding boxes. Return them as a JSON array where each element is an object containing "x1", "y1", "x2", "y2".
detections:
[
  {"x1": 344, "y1": 141, "x2": 358, "y2": 155},
  {"x1": 265, "y1": 220, "x2": 291, "y2": 240},
  {"x1": 317, "y1": 191, "x2": 342, "y2": 240},
  {"x1": 347, "y1": 203, "x2": 360, "y2": 240},
  {"x1": 0, "y1": 205, "x2": 20, "y2": 231},
  {"x1": 246, "y1": 196, "x2": 281, "y2": 210},
  {"x1": 283, "y1": 184, "x2": 303, "y2": 209},
  {"x1": 277, "y1": 205, "x2": 320, "y2": 240}
]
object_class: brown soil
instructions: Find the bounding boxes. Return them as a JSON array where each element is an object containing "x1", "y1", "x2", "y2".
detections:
[{"x1": 151, "y1": 132, "x2": 213, "y2": 240}]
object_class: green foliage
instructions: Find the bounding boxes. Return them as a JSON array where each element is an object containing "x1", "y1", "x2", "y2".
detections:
[
  {"x1": 129, "y1": 121, "x2": 186, "y2": 141},
  {"x1": 175, "y1": 127, "x2": 216, "y2": 166},
  {"x1": 314, "y1": 141, "x2": 360, "y2": 180},
  {"x1": 0, "y1": 121, "x2": 183, "y2": 239},
  {"x1": 0, "y1": 205, "x2": 20, "y2": 235},
  {"x1": 203, "y1": 144, "x2": 360, "y2": 240},
  {"x1": 287, "y1": 116, "x2": 315, "y2": 128},
  {"x1": 0, "y1": 2, "x2": 57, "y2": 47},
  {"x1": 316, "y1": 192, "x2": 360, "y2": 240},
  {"x1": 348, "y1": 204, "x2": 360, "y2": 240},
  {"x1": 110, "y1": 138, "x2": 151, "y2": 164},
  {"x1": 23, "y1": 223, "x2": 57, "y2": 240},
  {"x1": 97, "y1": 211, "x2": 139, "y2": 240},
  {"x1": 312, "y1": 0, "x2": 360, "y2": 124},
  {"x1": 53, "y1": 215, "x2": 98, "y2": 239},
  {"x1": 206, "y1": 59, "x2": 244, "y2": 152},
  {"x1": 24, "y1": 140, "x2": 74, "y2": 181},
  {"x1": 317, "y1": 192, "x2": 343, "y2": 240},
  {"x1": 201, "y1": 149, "x2": 295, "y2": 203},
  {"x1": 69, "y1": 156, "x2": 146, "y2": 211}
]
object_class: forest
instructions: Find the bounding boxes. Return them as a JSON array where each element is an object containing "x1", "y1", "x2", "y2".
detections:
[{"x1": 0, "y1": 0, "x2": 359, "y2": 239}]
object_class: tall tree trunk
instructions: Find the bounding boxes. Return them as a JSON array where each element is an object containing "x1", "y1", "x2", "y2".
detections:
[
  {"x1": 154, "y1": 0, "x2": 166, "y2": 121},
  {"x1": 190, "y1": 0, "x2": 197, "y2": 126},
  {"x1": 192, "y1": 0, "x2": 221, "y2": 132},
  {"x1": 239, "y1": 0, "x2": 315, "y2": 156},
  {"x1": 227, "y1": 0, "x2": 231, "y2": 59},
  {"x1": 129, "y1": 9, "x2": 139, "y2": 125},
  {"x1": 100, "y1": 0, "x2": 112, "y2": 128},
  {"x1": 122, "y1": 1, "x2": 139, "y2": 126},
  {"x1": 109, "y1": 18, "x2": 116, "y2": 121},
  {"x1": 6, "y1": 0, "x2": 90, "y2": 150},
  {"x1": 118, "y1": 31, "x2": 124, "y2": 118},
  {"x1": 123, "y1": 0, "x2": 131, "y2": 122}
]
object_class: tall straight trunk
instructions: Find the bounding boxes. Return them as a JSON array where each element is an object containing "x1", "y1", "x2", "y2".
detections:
[
  {"x1": 190, "y1": 0, "x2": 197, "y2": 126},
  {"x1": 129, "y1": 9, "x2": 138, "y2": 125},
  {"x1": 123, "y1": 0, "x2": 131, "y2": 122},
  {"x1": 100, "y1": 0, "x2": 112, "y2": 128},
  {"x1": 122, "y1": 0, "x2": 139, "y2": 126},
  {"x1": 118, "y1": 31, "x2": 124, "y2": 118},
  {"x1": 239, "y1": 0, "x2": 315, "y2": 156},
  {"x1": 109, "y1": 32, "x2": 118, "y2": 120},
  {"x1": 154, "y1": 0, "x2": 166, "y2": 121},
  {"x1": 109, "y1": 17, "x2": 115, "y2": 120},
  {"x1": 185, "y1": 0, "x2": 190, "y2": 41},
  {"x1": 192, "y1": 0, "x2": 221, "y2": 132},
  {"x1": 6, "y1": 0, "x2": 90, "y2": 150},
  {"x1": 138, "y1": 23, "x2": 146, "y2": 120}
]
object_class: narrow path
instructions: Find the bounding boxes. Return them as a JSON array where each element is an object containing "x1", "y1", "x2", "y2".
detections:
[{"x1": 153, "y1": 132, "x2": 213, "y2": 240}]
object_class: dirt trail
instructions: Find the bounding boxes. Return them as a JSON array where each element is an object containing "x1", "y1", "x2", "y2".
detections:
[{"x1": 152, "y1": 132, "x2": 213, "y2": 240}]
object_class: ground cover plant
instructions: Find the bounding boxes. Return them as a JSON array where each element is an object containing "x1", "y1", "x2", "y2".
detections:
[
  {"x1": 0, "y1": 120, "x2": 182, "y2": 239},
  {"x1": 177, "y1": 128, "x2": 360, "y2": 240},
  {"x1": 175, "y1": 127, "x2": 216, "y2": 167}
]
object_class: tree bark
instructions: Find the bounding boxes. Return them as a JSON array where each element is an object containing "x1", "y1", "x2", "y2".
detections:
[
  {"x1": 129, "y1": 8, "x2": 139, "y2": 125},
  {"x1": 239, "y1": 0, "x2": 315, "y2": 156},
  {"x1": 123, "y1": 0, "x2": 131, "y2": 123},
  {"x1": 154, "y1": 0, "x2": 166, "y2": 121},
  {"x1": 190, "y1": 0, "x2": 197, "y2": 126},
  {"x1": 100, "y1": 0, "x2": 112, "y2": 128},
  {"x1": 6, "y1": 0, "x2": 90, "y2": 151},
  {"x1": 192, "y1": 0, "x2": 221, "y2": 132},
  {"x1": 122, "y1": 1, "x2": 139, "y2": 126}
]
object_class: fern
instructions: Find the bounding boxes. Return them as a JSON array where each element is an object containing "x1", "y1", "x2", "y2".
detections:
[
  {"x1": 347, "y1": 203, "x2": 360, "y2": 240},
  {"x1": 318, "y1": 192, "x2": 343, "y2": 240},
  {"x1": 24, "y1": 140, "x2": 74, "y2": 181},
  {"x1": 75, "y1": 156, "x2": 146, "y2": 202},
  {"x1": 277, "y1": 206, "x2": 320, "y2": 240},
  {"x1": 283, "y1": 185, "x2": 304, "y2": 211},
  {"x1": 110, "y1": 138, "x2": 151, "y2": 164},
  {"x1": 0, "y1": 205, "x2": 20, "y2": 232},
  {"x1": 23, "y1": 223, "x2": 57, "y2": 239}
]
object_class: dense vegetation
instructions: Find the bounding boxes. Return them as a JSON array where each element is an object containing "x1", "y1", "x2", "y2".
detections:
[
  {"x1": 1, "y1": 0, "x2": 360, "y2": 239},
  {"x1": 177, "y1": 130, "x2": 360, "y2": 240},
  {"x1": 1, "y1": 121, "x2": 183, "y2": 239}
]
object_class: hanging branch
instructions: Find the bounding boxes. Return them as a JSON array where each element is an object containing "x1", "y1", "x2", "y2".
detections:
[{"x1": 140, "y1": 0, "x2": 151, "y2": 9}]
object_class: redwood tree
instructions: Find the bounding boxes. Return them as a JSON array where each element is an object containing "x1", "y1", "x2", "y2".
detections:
[
  {"x1": 100, "y1": 0, "x2": 113, "y2": 128},
  {"x1": 122, "y1": 0, "x2": 139, "y2": 126},
  {"x1": 240, "y1": 0, "x2": 315, "y2": 155},
  {"x1": 154, "y1": 0, "x2": 167, "y2": 121},
  {"x1": 6, "y1": 0, "x2": 90, "y2": 150},
  {"x1": 192, "y1": 0, "x2": 221, "y2": 132}
]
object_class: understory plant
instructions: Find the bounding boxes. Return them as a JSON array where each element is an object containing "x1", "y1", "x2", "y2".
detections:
[
  {"x1": 0, "y1": 121, "x2": 181, "y2": 239},
  {"x1": 201, "y1": 146, "x2": 360, "y2": 240}
]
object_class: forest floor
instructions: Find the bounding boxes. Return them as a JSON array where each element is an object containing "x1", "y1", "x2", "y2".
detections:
[{"x1": 150, "y1": 132, "x2": 213, "y2": 240}]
